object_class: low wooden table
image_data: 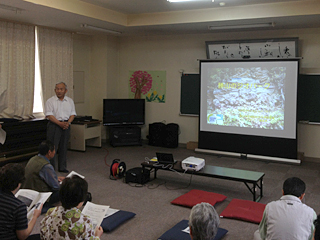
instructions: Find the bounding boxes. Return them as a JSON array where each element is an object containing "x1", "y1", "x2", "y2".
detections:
[{"x1": 141, "y1": 161, "x2": 265, "y2": 202}]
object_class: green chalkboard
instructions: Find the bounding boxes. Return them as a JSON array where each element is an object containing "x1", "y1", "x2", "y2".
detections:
[
  {"x1": 179, "y1": 73, "x2": 320, "y2": 121},
  {"x1": 180, "y1": 74, "x2": 200, "y2": 115},
  {"x1": 297, "y1": 74, "x2": 320, "y2": 122}
]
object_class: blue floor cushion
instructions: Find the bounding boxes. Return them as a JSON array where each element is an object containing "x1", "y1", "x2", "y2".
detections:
[
  {"x1": 158, "y1": 220, "x2": 228, "y2": 240},
  {"x1": 101, "y1": 208, "x2": 136, "y2": 232}
]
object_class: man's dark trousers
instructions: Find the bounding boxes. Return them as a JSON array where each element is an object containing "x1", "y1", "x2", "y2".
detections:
[{"x1": 47, "y1": 121, "x2": 70, "y2": 171}]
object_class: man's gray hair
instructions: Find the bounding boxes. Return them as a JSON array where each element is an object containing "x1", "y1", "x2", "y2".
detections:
[
  {"x1": 189, "y1": 202, "x2": 220, "y2": 240},
  {"x1": 55, "y1": 82, "x2": 67, "y2": 89}
]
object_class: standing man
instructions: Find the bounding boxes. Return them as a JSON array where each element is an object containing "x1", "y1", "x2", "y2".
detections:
[
  {"x1": 45, "y1": 82, "x2": 76, "y2": 173},
  {"x1": 254, "y1": 177, "x2": 316, "y2": 240}
]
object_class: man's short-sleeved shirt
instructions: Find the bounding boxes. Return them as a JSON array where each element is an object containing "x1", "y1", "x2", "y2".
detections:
[
  {"x1": 0, "y1": 190, "x2": 28, "y2": 240},
  {"x1": 45, "y1": 95, "x2": 76, "y2": 121}
]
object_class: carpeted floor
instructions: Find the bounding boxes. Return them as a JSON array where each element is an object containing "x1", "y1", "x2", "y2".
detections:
[{"x1": 29, "y1": 142, "x2": 320, "y2": 240}]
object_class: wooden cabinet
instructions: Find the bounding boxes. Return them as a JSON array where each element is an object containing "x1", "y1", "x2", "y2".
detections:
[{"x1": 69, "y1": 121, "x2": 102, "y2": 151}]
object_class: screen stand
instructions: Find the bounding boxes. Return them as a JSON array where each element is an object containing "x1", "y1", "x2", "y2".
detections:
[{"x1": 195, "y1": 148, "x2": 301, "y2": 165}]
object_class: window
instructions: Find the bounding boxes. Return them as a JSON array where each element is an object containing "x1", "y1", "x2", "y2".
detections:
[{"x1": 33, "y1": 27, "x2": 43, "y2": 114}]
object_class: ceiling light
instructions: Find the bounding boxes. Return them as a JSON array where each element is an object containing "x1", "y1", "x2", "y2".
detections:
[
  {"x1": 208, "y1": 22, "x2": 275, "y2": 30},
  {"x1": 167, "y1": 0, "x2": 215, "y2": 2},
  {"x1": 167, "y1": 0, "x2": 200, "y2": 2},
  {"x1": 81, "y1": 24, "x2": 122, "y2": 35}
]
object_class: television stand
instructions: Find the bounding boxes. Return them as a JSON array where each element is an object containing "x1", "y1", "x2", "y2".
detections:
[{"x1": 109, "y1": 126, "x2": 142, "y2": 147}]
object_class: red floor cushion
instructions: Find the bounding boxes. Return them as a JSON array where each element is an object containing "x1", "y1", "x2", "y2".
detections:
[
  {"x1": 220, "y1": 198, "x2": 266, "y2": 224},
  {"x1": 171, "y1": 189, "x2": 227, "y2": 208}
]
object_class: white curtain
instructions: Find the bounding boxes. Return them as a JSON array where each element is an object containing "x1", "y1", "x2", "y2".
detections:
[
  {"x1": 0, "y1": 21, "x2": 35, "y2": 118},
  {"x1": 38, "y1": 27, "x2": 73, "y2": 104}
]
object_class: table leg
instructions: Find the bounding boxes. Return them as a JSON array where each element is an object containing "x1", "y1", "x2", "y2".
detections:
[
  {"x1": 244, "y1": 182, "x2": 261, "y2": 202},
  {"x1": 253, "y1": 183, "x2": 256, "y2": 202},
  {"x1": 260, "y1": 178, "x2": 263, "y2": 198}
]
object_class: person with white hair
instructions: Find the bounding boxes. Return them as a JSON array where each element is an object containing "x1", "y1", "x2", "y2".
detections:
[
  {"x1": 45, "y1": 82, "x2": 76, "y2": 173},
  {"x1": 189, "y1": 202, "x2": 220, "y2": 240}
]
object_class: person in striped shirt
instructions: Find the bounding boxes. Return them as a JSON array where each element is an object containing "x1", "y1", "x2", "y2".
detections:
[{"x1": 0, "y1": 163, "x2": 42, "y2": 240}]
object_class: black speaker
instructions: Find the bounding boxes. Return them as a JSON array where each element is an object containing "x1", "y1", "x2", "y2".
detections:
[
  {"x1": 148, "y1": 122, "x2": 179, "y2": 148},
  {"x1": 148, "y1": 122, "x2": 166, "y2": 146},
  {"x1": 163, "y1": 123, "x2": 179, "y2": 148}
]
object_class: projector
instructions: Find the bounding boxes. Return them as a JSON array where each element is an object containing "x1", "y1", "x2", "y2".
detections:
[{"x1": 182, "y1": 157, "x2": 205, "y2": 171}]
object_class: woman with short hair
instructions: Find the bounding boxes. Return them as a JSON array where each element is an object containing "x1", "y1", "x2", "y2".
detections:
[{"x1": 40, "y1": 175, "x2": 103, "y2": 240}]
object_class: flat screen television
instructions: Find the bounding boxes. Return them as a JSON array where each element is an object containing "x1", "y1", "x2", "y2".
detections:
[{"x1": 103, "y1": 99, "x2": 145, "y2": 126}]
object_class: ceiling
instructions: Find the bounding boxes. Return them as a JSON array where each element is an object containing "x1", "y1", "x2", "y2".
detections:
[{"x1": 0, "y1": 0, "x2": 320, "y2": 36}]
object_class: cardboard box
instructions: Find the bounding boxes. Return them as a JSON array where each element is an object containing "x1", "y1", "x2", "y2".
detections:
[{"x1": 187, "y1": 141, "x2": 198, "y2": 150}]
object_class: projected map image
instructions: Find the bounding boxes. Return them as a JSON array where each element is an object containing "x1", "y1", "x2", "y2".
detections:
[{"x1": 207, "y1": 67, "x2": 285, "y2": 130}]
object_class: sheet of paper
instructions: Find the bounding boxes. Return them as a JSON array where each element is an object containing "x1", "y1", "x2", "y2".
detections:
[
  {"x1": 66, "y1": 171, "x2": 85, "y2": 179},
  {"x1": 61, "y1": 171, "x2": 85, "y2": 184},
  {"x1": 16, "y1": 190, "x2": 51, "y2": 210},
  {"x1": 104, "y1": 207, "x2": 119, "y2": 218},
  {"x1": 15, "y1": 189, "x2": 52, "y2": 222},
  {"x1": 82, "y1": 202, "x2": 109, "y2": 229},
  {"x1": 182, "y1": 226, "x2": 190, "y2": 234},
  {"x1": 15, "y1": 189, "x2": 40, "y2": 209},
  {"x1": 35, "y1": 192, "x2": 52, "y2": 208},
  {"x1": 0, "y1": 128, "x2": 6, "y2": 144}
]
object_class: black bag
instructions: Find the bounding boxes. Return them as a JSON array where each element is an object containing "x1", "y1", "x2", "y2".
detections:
[{"x1": 125, "y1": 167, "x2": 150, "y2": 184}]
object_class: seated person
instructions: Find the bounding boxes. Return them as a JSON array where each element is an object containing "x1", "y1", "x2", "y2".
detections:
[
  {"x1": 189, "y1": 202, "x2": 220, "y2": 240},
  {"x1": 22, "y1": 140, "x2": 65, "y2": 204},
  {"x1": 40, "y1": 175, "x2": 103, "y2": 239},
  {"x1": 254, "y1": 177, "x2": 316, "y2": 240},
  {"x1": 0, "y1": 163, "x2": 42, "y2": 240}
]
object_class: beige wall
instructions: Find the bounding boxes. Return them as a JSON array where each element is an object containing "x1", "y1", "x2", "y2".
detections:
[
  {"x1": 74, "y1": 34, "x2": 119, "y2": 139},
  {"x1": 73, "y1": 27, "x2": 320, "y2": 157},
  {"x1": 73, "y1": 34, "x2": 92, "y2": 115}
]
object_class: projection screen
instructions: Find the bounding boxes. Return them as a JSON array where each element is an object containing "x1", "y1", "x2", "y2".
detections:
[{"x1": 198, "y1": 59, "x2": 299, "y2": 159}]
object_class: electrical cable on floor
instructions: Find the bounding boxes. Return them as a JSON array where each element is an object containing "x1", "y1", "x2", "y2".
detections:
[
  {"x1": 127, "y1": 182, "x2": 145, "y2": 188},
  {"x1": 103, "y1": 147, "x2": 110, "y2": 167},
  {"x1": 164, "y1": 172, "x2": 193, "y2": 190},
  {"x1": 147, "y1": 180, "x2": 166, "y2": 189}
]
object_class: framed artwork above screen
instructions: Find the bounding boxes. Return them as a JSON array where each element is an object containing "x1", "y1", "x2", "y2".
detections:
[
  {"x1": 198, "y1": 59, "x2": 299, "y2": 159},
  {"x1": 206, "y1": 38, "x2": 298, "y2": 60}
]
